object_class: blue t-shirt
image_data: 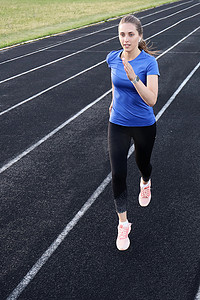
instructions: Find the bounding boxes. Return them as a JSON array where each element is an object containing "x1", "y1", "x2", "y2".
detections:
[{"x1": 106, "y1": 50, "x2": 160, "y2": 127}]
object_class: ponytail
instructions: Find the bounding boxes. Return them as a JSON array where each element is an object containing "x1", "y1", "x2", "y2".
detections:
[{"x1": 138, "y1": 38, "x2": 158, "y2": 56}]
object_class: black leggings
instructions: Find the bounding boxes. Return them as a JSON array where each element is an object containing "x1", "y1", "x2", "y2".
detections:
[{"x1": 108, "y1": 121, "x2": 156, "y2": 213}]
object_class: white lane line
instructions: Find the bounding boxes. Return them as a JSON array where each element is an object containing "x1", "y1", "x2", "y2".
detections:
[
  {"x1": 0, "y1": 60, "x2": 107, "y2": 117},
  {"x1": 143, "y1": 12, "x2": 200, "y2": 40},
  {"x1": 143, "y1": 3, "x2": 200, "y2": 27},
  {"x1": 156, "y1": 61, "x2": 200, "y2": 121},
  {"x1": 1, "y1": 20, "x2": 199, "y2": 118},
  {"x1": 0, "y1": 89, "x2": 112, "y2": 174},
  {"x1": 1, "y1": 4, "x2": 199, "y2": 85},
  {"x1": 6, "y1": 60, "x2": 200, "y2": 300},
  {"x1": 139, "y1": 0, "x2": 193, "y2": 19},
  {"x1": 154, "y1": 25, "x2": 200, "y2": 60},
  {"x1": 0, "y1": 36, "x2": 116, "y2": 85},
  {"x1": 195, "y1": 285, "x2": 200, "y2": 300},
  {"x1": 0, "y1": 24, "x2": 199, "y2": 174},
  {"x1": 0, "y1": 25, "x2": 118, "y2": 65},
  {"x1": 0, "y1": 0, "x2": 193, "y2": 65}
]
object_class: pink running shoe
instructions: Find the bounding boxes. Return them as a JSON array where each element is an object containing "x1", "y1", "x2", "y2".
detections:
[
  {"x1": 139, "y1": 178, "x2": 151, "y2": 207},
  {"x1": 116, "y1": 223, "x2": 132, "y2": 251}
]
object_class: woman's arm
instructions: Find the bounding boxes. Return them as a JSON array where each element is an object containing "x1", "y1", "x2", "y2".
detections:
[
  {"x1": 122, "y1": 58, "x2": 158, "y2": 107},
  {"x1": 133, "y1": 74, "x2": 158, "y2": 107}
]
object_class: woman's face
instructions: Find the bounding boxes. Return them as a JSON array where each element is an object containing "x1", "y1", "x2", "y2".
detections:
[{"x1": 118, "y1": 22, "x2": 141, "y2": 53}]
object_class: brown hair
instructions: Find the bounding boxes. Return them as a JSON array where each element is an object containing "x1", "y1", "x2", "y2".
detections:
[{"x1": 119, "y1": 15, "x2": 158, "y2": 56}]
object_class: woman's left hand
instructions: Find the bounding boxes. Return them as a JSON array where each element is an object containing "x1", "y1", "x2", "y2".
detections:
[{"x1": 122, "y1": 58, "x2": 136, "y2": 81}]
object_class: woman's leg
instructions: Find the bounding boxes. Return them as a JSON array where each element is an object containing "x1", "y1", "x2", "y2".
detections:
[
  {"x1": 108, "y1": 122, "x2": 132, "y2": 250},
  {"x1": 108, "y1": 122, "x2": 131, "y2": 217},
  {"x1": 132, "y1": 123, "x2": 156, "y2": 206},
  {"x1": 133, "y1": 123, "x2": 156, "y2": 182}
]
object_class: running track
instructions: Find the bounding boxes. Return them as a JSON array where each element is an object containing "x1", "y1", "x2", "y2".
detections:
[{"x1": 0, "y1": 0, "x2": 200, "y2": 299}]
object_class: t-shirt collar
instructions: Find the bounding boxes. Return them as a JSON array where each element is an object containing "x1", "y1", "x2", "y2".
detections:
[{"x1": 118, "y1": 49, "x2": 143, "y2": 62}]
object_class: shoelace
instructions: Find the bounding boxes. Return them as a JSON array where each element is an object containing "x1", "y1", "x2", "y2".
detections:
[
  {"x1": 118, "y1": 225, "x2": 129, "y2": 240},
  {"x1": 141, "y1": 185, "x2": 150, "y2": 198}
]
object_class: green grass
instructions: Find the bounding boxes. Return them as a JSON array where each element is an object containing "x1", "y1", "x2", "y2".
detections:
[{"x1": 0, "y1": 0, "x2": 177, "y2": 49}]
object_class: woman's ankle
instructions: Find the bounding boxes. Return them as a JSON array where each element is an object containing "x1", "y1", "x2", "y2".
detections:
[{"x1": 118, "y1": 211, "x2": 127, "y2": 223}]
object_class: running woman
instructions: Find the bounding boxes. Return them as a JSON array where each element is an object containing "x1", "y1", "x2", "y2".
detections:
[{"x1": 106, "y1": 15, "x2": 160, "y2": 251}]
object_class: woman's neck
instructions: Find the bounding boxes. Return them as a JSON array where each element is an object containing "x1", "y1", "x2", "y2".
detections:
[{"x1": 122, "y1": 48, "x2": 141, "y2": 61}]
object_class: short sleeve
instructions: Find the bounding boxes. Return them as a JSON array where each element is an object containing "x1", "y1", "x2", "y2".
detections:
[
  {"x1": 106, "y1": 52, "x2": 112, "y2": 68},
  {"x1": 147, "y1": 58, "x2": 160, "y2": 76},
  {"x1": 106, "y1": 51, "x2": 116, "y2": 68}
]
